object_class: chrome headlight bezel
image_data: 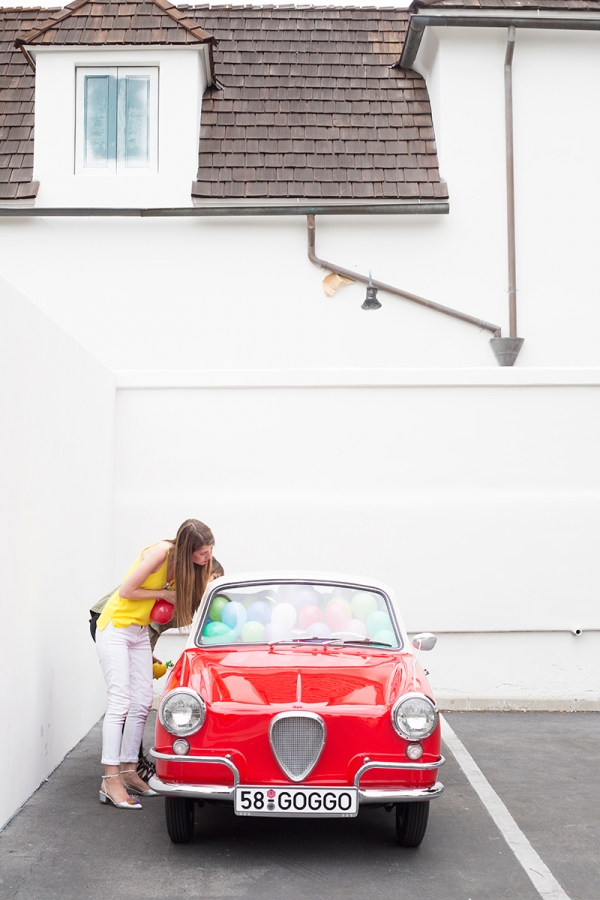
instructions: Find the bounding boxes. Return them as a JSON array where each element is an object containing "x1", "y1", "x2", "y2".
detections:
[
  {"x1": 391, "y1": 692, "x2": 438, "y2": 741},
  {"x1": 158, "y1": 687, "x2": 206, "y2": 737}
]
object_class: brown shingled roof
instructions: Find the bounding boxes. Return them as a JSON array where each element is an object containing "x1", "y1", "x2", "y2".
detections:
[
  {"x1": 411, "y1": 0, "x2": 600, "y2": 10},
  {"x1": 15, "y1": 0, "x2": 215, "y2": 47},
  {"x1": 0, "y1": 6, "x2": 56, "y2": 201},
  {"x1": 190, "y1": 5, "x2": 446, "y2": 202},
  {"x1": 0, "y1": 4, "x2": 447, "y2": 205}
]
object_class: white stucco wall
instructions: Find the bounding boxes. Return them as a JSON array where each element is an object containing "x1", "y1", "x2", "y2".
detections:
[
  {"x1": 116, "y1": 380, "x2": 600, "y2": 708},
  {"x1": 0, "y1": 274, "x2": 115, "y2": 829},
  {"x1": 0, "y1": 13, "x2": 598, "y2": 799}
]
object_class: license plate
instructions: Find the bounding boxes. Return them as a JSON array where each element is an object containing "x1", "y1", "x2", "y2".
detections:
[{"x1": 234, "y1": 786, "x2": 358, "y2": 817}]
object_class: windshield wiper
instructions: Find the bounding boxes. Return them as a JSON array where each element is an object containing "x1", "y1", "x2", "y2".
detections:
[{"x1": 340, "y1": 639, "x2": 393, "y2": 647}]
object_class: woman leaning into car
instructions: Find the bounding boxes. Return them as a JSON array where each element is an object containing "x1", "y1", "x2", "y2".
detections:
[{"x1": 95, "y1": 518, "x2": 215, "y2": 809}]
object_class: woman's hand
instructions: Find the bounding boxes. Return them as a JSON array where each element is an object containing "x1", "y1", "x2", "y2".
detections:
[{"x1": 159, "y1": 590, "x2": 176, "y2": 604}]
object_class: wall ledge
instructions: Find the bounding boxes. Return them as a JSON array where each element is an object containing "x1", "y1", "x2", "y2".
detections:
[
  {"x1": 115, "y1": 367, "x2": 600, "y2": 390},
  {"x1": 438, "y1": 697, "x2": 600, "y2": 712}
]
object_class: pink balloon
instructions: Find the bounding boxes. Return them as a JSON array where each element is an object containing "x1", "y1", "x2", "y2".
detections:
[
  {"x1": 299, "y1": 605, "x2": 323, "y2": 630},
  {"x1": 324, "y1": 602, "x2": 350, "y2": 633},
  {"x1": 347, "y1": 618, "x2": 368, "y2": 638},
  {"x1": 271, "y1": 602, "x2": 297, "y2": 631}
]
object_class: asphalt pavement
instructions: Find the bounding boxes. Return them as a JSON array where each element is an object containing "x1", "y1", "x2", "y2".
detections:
[{"x1": 0, "y1": 712, "x2": 597, "y2": 900}]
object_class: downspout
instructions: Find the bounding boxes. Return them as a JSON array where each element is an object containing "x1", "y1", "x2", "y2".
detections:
[
  {"x1": 307, "y1": 214, "x2": 501, "y2": 337},
  {"x1": 490, "y1": 26, "x2": 524, "y2": 366}
]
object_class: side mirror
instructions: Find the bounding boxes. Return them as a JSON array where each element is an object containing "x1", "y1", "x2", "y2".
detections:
[{"x1": 412, "y1": 632, "x2": 437, "y2": 652}]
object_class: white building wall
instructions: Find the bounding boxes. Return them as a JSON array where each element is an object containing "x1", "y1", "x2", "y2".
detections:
[
  {"x1": 0, "y1": 18, "x2": 599, "y2": 735},
  {"x1": 0, "y1": 274, "x2": 115, "y2": 829}
]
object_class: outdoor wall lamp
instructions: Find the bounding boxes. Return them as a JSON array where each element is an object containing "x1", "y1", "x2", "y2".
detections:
[{"x1": 361, "y1": 273, "x2": 381, "y2": 310}]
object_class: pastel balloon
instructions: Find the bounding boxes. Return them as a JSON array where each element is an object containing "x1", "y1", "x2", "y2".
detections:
[
  {"x1": 241, "y1": 621, "x2": 265, "y2": 643},
  {"x1": 299, "y1": 605, "x2": 323, "y2": 630},
  {"x1": 351, "y1": 592, "x2": 379, "y2": 622},
  {"x1": 271, "y1": 602, "x2": 297, "y2": 630},
  {"x1": 367, "y1": 611, "x2": 392, "y2": 637},
  {"x1": 221, "y1": 601, "x2": 247, "y2": 631},
  {"x1": 373, "y1": 629, "x2": 395, "y2": 646},
  {"x1": 203, "y1": 621, "x2": 232, "y2": 638},
  {"x1": 264, "y1": 622, "x2": 291, "y2": 642},
  {"x1": 347, "y1": 618, "x2": 368, "y2": 638},
  {"x1": 293, "y1": 585, "x2": 321, "y2": 610},
  {"x1": 324, "y1": 601, "x2": 350, "y2": 633},
  {"x1": 306, "y1": 622, "x2": 331, "y2": 638},
  {"x1": 209, "y1": 595, "x2": 229, "y2": 622},
  {"x1": 328, "y1": 595, "x2": 352, "y2": 614},
  {"x1": 275, "y1": 584, "x2": 297, "y2": 605},
  {"x1": 247, "y1": 601, "x2": 271, "y2": 625}
]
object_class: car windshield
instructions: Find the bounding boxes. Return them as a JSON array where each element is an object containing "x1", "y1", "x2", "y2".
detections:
[{"x1": 194, "y1": 580, "x2": 401, "y2": 649}]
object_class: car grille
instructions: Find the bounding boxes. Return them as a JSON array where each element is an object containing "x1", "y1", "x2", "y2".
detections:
[{"x1": 269, "y1": 713, "x2": 326, "y2": 782}]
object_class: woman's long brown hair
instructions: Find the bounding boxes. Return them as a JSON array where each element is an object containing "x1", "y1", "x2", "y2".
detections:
[{"x1": 171, "y1": 519, "x2": 214, "y2": 628}]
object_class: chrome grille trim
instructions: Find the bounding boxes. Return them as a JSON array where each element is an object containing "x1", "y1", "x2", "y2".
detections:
[{"x1": 269, "y1": 712, "x2": 326, "y2": 782}]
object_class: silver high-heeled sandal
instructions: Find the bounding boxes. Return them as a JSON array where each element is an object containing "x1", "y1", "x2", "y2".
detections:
[
  {"x1": 99, "y1": 773, "x2": 142, "y2": 809},
  {"x1": 120, "y1": 767, "x2": 159, "y2": 797}
]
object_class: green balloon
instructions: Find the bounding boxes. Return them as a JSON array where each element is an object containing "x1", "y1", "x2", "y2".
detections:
[
  {"x1": 351, "y1": 591, "x2": 379, "y2": 622},
  {"x1": 209, "y1": 596, "x2": 229, "y2": 622},
  {"x1": 241, "y1": 621, "x2": 265, "y2": 643},
  {"x1": 372, "y1": 629, "x2": 396, "y2": 646},
  {"x1": 203, "y1": 620, "x2": 230, "y2": 637},
  {"x1": 366, "y1": 610, "x2": 392, "y2": 637}
]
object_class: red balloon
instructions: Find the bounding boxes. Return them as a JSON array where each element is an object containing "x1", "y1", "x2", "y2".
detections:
[
  {"x1": 324, "y1": 602, "x2": 350, "y2": 633},
  {"x1": 150, "y1": 599, "x2": 174, "y2": 624},
  {"x1": 299, "y1": 605, "x2": 323, "y2": 630}
]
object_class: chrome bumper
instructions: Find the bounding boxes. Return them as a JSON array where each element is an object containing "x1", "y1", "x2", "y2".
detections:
[{"x1": 148, "y1": 748, "x2": 444, "y2": 805}]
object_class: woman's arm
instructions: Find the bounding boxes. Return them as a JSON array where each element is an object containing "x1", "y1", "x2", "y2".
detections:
[{"x1": 119, "y1": 543, "x2": 175, "y2": 603}]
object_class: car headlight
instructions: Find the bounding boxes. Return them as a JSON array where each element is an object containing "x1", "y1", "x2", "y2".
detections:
[
  {"x1": 392, "y1": 693, "x2": 438, "y2": 741},
  {"x1": 159, "y1": 688, "x2": 206, "y2": 737}
]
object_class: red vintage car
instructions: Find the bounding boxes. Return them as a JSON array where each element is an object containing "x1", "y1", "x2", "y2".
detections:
[{"x1": 149, "y1": 573, "x2": 444, "y2": 846}]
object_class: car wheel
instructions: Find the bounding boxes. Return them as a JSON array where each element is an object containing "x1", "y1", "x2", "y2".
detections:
[
  {"x1": 165, "y1": 797, "x2": 194, "y2": 844},
  {"x1": 395, "y1": 801, "x2": 429, "y2": 847}
]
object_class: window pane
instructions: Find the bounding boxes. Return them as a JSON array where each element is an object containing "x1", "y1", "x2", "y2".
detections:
[
  {"x1": 84, "y1": 75, "x2": 116, "y2": 167},
  {"x1": 119, "y1": 76, "x2": 150, "y2": 168}
]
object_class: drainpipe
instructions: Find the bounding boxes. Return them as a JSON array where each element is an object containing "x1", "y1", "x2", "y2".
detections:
[
  {"x1": 307, "y1": 214, "x2": 501, "y2": 338},
  {"x1": 490, "y1": 26, "x2": 524, "y2": 367}
]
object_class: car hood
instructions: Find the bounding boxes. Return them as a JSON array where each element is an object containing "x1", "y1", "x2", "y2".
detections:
[{"x1": 182, "y1": 646, "x2": 422, "y2": 708}]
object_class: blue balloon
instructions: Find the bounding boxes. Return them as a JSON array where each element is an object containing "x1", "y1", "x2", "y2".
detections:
[
  {"x1": 366, "y1": 611, "x2": 392, "y2": 637},
  {"x1": 247, "y1": 601, "x2": 271, "y2": 625},
  {"x1": 306, "y1": 622, "x2": 331, "y2": 638},
  {"x1": 221, "y1": 601, "x2": 247, "y2": 631}
]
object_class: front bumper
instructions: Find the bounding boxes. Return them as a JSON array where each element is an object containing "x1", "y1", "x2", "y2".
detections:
[{"x1": 148, "y1": 748, "x2": 445, "y2": 805}]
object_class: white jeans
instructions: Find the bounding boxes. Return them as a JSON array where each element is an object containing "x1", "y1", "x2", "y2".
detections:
[{"x1": 96, "y1": 622, "x2": 153, "y2": 766}]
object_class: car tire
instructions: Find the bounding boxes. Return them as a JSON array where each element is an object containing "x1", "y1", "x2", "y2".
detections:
[
  {"x1": 395, "y1": 801, "x2": 429, "y2": 847},
  {"x1": 165, "y1": 797, "x2": 194, "y2": 844}
]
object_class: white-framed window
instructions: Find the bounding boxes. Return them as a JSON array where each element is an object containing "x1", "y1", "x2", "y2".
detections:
[{"x1": 75, "y1": 67, "x2": 158, "y2": 175}]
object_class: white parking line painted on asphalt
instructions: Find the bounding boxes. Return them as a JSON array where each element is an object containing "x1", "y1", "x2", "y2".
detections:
[{"x1": 440, "y1": 715, "x2": 571, "y2": 900}]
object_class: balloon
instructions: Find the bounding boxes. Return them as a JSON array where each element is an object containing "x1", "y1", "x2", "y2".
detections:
[
  {"x1": 373, "y1": 629, "x2": 396, "y2": 646},
  {"x1": 298, "y1": 605, "x2": 322, "y2": 630},
  {"x1": 271, "y1": 602, "x2": 297, "y2": 630},
  {"x1": 351, "y1": 592, "x2": 379, "y2": 622},
  {"x1": 221, "y1": 601, "x2": 247, "y2": 631},
  {"x1": 347, "y1": 618, "x2": 368, "y2": 638},
  {"x1": 203, "y1": 621, "x2": 232, "y2": 638},
  {"x1": 329, "y1": 595, "x2": 352, "y2": 615},
  {"x1": 150, "y1": 599, "x2": 174, "y2": 624},
  {"x1": 324, "y1": 601, "x2": 350, "y2": 633},
  {"x1": 247, "y1": 601, "x2": 271, "y2": 625},
  {"x1": 367, "y1": 611, "x2": 393, "y2": 637},
  {"x1": 264, "y1": 622, "x2": 291, "y2": 642},
  {"x1": 209, "y1": 595, "x2": 229, "y2": 622},
  {"x1": 306, "y1": 622, "x2": 331, "y2": 638},
  {"x1": 275, "y1": 584, "x2": 298, "y2": 605},
  {"x1": 241, "y1": 621, "x2": 265, "y2": 643},
  {"x1": 292, "y1": 585, "x2": 321, "y2": 610}
]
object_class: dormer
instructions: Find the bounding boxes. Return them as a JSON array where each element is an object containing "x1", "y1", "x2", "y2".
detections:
[{"x1": 14, "y1": 0, "x2": 216, "y2": 207}]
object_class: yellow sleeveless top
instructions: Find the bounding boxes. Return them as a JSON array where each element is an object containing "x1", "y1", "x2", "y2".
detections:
[{"x1": 97, "y1": 546, "x2": 171, "y2": 630}]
